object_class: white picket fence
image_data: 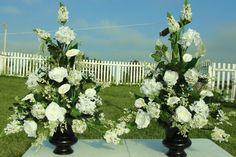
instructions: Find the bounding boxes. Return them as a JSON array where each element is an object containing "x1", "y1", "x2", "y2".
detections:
[{"x1": 0, "y1": 52, "x2": 235, "y2": 101}]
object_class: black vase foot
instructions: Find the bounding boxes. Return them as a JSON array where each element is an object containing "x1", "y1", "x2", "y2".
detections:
[
  {"x1": 163, "y1": 127, "x2": 191, "y2": 157},
  {"x1": 49, "y1": 124, "x2": 78, "y2": 155}
]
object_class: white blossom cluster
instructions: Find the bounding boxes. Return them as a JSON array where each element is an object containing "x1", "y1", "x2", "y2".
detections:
[
  {"x1": 4, "y1": 120, "x2": 22, "y2": 135},
  {"x1": 67, "y1": 70, "x2": 83, "y2": 85},
  {"x1": 211, "y1": 127, "x2": 230, "y2": 143},
  {"x1": 178, "y1": 29, "x2": 201, "y2": 49},
  {"x1": 55, "y1": 26, "x2": 76, "y2": 45},
  {"x1": 181, "y1": 3, "x2": 192, "y2": 22},
  {"x1": 33, "y1": 28, "x2": 51, "y2": 40},
  {"x1": 31, "y1": 103, "x2": 45, "y2": 119},
  {"x1": 140, "y1": 78, "x2": 163, "y2": 99},
  {"x1": 58, "y1": 3, "x2": 69, "y2": 24},
  {"x1": 167, "y1": 15, "x2": 180, "y2": 33},
  {"x1": 72, "y1": 119, "x2": 87, "y2": 134}
]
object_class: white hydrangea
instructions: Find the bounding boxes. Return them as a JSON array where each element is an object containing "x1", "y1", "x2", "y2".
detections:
[
  {"x1": 167, "y1": 15, "x2": 180, "y2": 33},
  {"x1": 167, "y1": 96, "x2": 180, "y2": 106},
  {"x1": 58, "y1": 3, "x2": 69, "y2": 24},
  {"x1": 4, "y1": 120, "x2": 23, "y2": 135},
  {"x1": 33, "y1": 28, "x2": 51, "y2": 40},
  {"x1": 181, "y1": 3, "x2": 192, "y2": 22},
  {"x1": 23, "y1": 120, "x2": 37, "y2": 138},
  {"x1": 135, "y1": 109, "x2": 150, "y2": 129},
  {"x1": 31, "y1": 103, "x2": 45, "y2": 119},
  {"x1": 175, "y1": 106, "x2": 192, "y2": 123},
  {"x1": 67, "y1": 70, "x2": 83, "y2": 85},
  {"x1": 76, "y1": 94, "x2": 96, "y2": 115},
  {"x1": 58, "y1": 84, "x2": 71, "y2": 95},
  {"x1": 211, "y1": 127, "x2": 230, "y2": 143},
  {"x1": 55, "y1": 26, "x2": 75, "y2": 45},
  {"x1": 179, "y1": 29, "x2": 201, "y2": 49},
  {"x1": 190, "y1": 114, "x2": 208, "y2": 129},
  {"x1": 85, "y1": 88, "x2": 96, "y2": 99},
  {"x1": 26, "y1": 73, "x2": 39, "y2": 90},
  {"x1": 163, "y1": 70, "x2": 179, "y2": 86},
  {"x1": 45, "y1": 102, "x2": 67, "y2": 122},
  {"x1": 48, "y1": 67, "x2": 68, "y2": 83},
  {"x1": 190, "y1": 99, "x2": 209, "y2": 118},
  {"x1": 184, "y1": 68, "x2": 199, "y2": 85},
  {"x1": 104, "y1": 130, "x2": 120, "y2": 144},
  {"x1": 200, "y1": 90, "x2": 214, "y2": 98},
  {"x1": 115, "y1": 121, "x2": 130, "y2": 136},
  {"x1": 72, "y1": 119, "x2": 87, "y2": 134},
  {"x1": 146, "y1": 101, "x2": 160, "y2": 119},
  {"x1": 134, "y1": 98, "x2": 147, "y2": 108},
  {"x1": 140, "y1": 78, "x2": 163, "y2": 99},
  {"x1": 183, "y1": 53, "x2": 192, "y2": 63}
]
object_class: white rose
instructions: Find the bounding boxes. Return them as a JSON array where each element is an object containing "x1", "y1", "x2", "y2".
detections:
[
  {"x1": 163, "y1": 70, "x2": 179, "y2": 86},
  {"x1": 66, "y1": 49, "x2": 80, "y2": 57},
  {"x1": 183, "y1": 53, "x2": 192, "y2": 62},
  {"x1": 200, "y1": 90, "x2": 214, "y2": 98},
  {"x1": 45, "y1": 102, "x2": 66, "y2": 122},
  {"x1": 22, "y1": 93, "x2": 35, "y2": 102},
  {"x1": 135, "y1": 109, "x2": 150, "y2": 129},
  {"x1": 48, "y1": 67, "x2": 68, "y2": 83},
  {"x1": 85, "y1": 88, "x2": 96, "y2": 99},
  {"x1": 23, "y1": 120, "x2": 37, "y2": 138},
  {"x1": 175, "y1": 106, "x2": 192, "y2": 123},
  {"x1": 167, "y1": 96, "x2": 180, "y2": 106},
  {"x1": 134, "y1": 98, "x2": 147, "y2": 108},
  {"x1": 58, "y1": 84, "x2": 71, "y2": 95},
  {"x1": 184, "y1": 68, "x2": 199, "y2": 85}
]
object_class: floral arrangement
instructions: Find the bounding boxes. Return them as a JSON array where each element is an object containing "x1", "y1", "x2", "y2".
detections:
[
  {"x1": 131, "y1": 0, "x2": 232, "y2": 143},
  {"x1": 4, "y1": 3, "x2": 111, "y2": 146}
]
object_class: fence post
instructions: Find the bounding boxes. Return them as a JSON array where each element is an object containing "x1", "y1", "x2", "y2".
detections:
[
  {"x1": 115, "y1": 62, "x2": 121, "y2": 85},
  {"x1": 232, "y1": 64, "x2": 236, "y2": 102},
  {"x1": 0, "y1": 53, "x2": 4, "y2": 75}
]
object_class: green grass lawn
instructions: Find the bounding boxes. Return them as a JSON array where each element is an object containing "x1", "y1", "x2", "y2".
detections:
[{"x1": 0, "y1": 76, "x2": 236, "y2": 157}]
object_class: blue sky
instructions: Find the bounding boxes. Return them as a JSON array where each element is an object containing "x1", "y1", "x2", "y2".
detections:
[{"x1": 0, "y1": 0, "x2": 236, "y2": 63}]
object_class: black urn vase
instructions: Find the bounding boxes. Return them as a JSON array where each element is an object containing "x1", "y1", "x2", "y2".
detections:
[
  {"x1": 49, "y1": 124, "x2": 78, "y2": 155},
  {"x1": 162, "y1": 127, "x2": 192, "y2": 157}
]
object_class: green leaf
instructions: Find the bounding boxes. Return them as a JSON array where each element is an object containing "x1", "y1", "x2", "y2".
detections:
[
  {"x1": 70, "y1": 108, "x2": 81, "y2": 118},
  {"x1": 151, "y1": 52, "x2": 162, "y2": 62},
  {"x1": 185, "y1": 58, "x2": 199, "y2": 70}
]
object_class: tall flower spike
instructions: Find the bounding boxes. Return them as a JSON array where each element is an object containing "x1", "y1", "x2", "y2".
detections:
[
  {"x1": 181, "y1": 0, "x2": 192, "y2": 22},
  {"x1": 167, "y1": 12, "x2": 180, "y2": 33},
  {"x1": 58, "y1": 3, "x2": 69, "y2": 25}
]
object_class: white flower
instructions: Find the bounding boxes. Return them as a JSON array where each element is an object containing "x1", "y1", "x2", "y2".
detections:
[
  {"x1": 155, "y1": 39, "x2": 163, "y2": 47},
  {"x1": 33, "y1": 28, "x2": 51, "y2": 40},
  {"x1": 67, "y1": 70, "x2": 83, "y2": 85},
  {"x1": 4, "y1": 120, "x2": 22, "y2": 135},
  {"x1": 48, "y1": 67, "x2": 68, "y2": 83},
  {"x1": 200, "y1": 90, "x2": 214, "y2": 98},
  {"x1": 135, "y1": 109, "x2": 150, "y2": 129},
  {"x1": 146, "y1": 101, "x2": 160, "y2": 119},
  {"x1": 134, "y1": 98, "x2": 147, "y2": 108},
  {"x1": 76, "y1": 95, "x2": 96, "y2": 115},
  {"x1": 181, "y1": 3, "x2": 192, "y2": 22},
  {"x1": 115, "y1": 122, "x2": 130, "y2": 136},
  {"x1": 45, "y1": 102, "x2": 66, "y2": 122},
  {"x1": 179, "y1": 29, "x2": 201, "y2": 49},
  {"x1": 175, "y1": 106, "x2": 192, "y2": 123},
  {"x1": 163, "y1": 70, "x2": 179, "y2": 86},
  {"x1": 22, "y1": 93, "x2": 35, "y2": 102},
  {"x1": 72, "y1": 119, "x2": 87, "y2": 134},
  {"x1": 167, "y1": 96, "x2": 180, "y2": 106},
  {"x1": 190, "y1": 99, "x2": 209, "y2": 118},
  {"x1": 58, "y1": 3, "x2": 69, "y2": 24},
  {"x1": 140, "y1": 78, "x2": 163, "y2": 99},
  {"x1": 183, "y1": 53, "x2": 192, "y2": 63},
  {"x1": 31, "y1": 103, "x2": 45, "y2": 119},
  {"x1": 26, "y1": 73, "x2": 39, "y2": 90},
  {"x1": 23, "y1": 120, "x2": 37, "y2": 138},
  {"x1": 190, "y1": 114, "x2": 208, "y2": 129},
  {"x1": 184, "y1": 68, "x2": 199, "y2": 85},
  {"x1": 211, "y1": 127, "x2": 230, "y2": 143},
  {"x1": 85, "y1": 88, "x2": 96, "y2": 99},
  {"x1": 66, "y1": 49, "x2": 80, "y2": 57},
  {"x1": 104, "y1": 130, "x2": 120, "y2": 144},
  {"x1": 58, "y1": 84, "x2": 71, "y2": 95},
  {"x1": 55, "y1": 26, "x2": 75, "y2": 45},
  {"x1": 167, "y1": 15, "x2": 180, "y2": 33}
]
